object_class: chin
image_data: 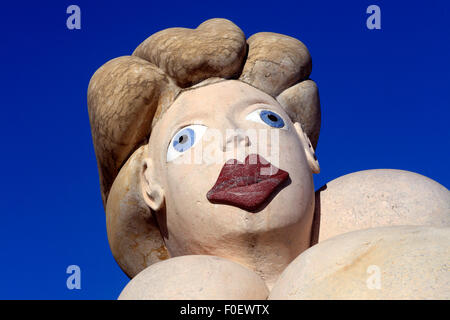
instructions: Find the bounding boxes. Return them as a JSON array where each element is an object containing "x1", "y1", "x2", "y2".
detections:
[{"x1": 233, "y1": 197, "x2": 312, "y2": 234}]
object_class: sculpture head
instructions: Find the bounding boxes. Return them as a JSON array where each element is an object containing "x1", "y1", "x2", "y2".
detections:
[{"x1": 88, "y1": 19, "x2": 321, "y2": 283}]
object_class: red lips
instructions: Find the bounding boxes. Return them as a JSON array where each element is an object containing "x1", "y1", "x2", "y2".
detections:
[{"x1": 206, "y1": 154, "x2": 289, "y2": 211}]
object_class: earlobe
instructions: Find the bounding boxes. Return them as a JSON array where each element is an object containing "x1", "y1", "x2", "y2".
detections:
[
  {"x1": 141, "y1": 158, "x2": 165, "y2": 211},
  {"x1": 294, "y1": 122, "x2": 320, "y2": 174}
]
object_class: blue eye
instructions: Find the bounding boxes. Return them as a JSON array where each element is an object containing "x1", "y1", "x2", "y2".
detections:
[
  {"x1": 167, "y1": 125, "x2": 208, "y2": 162},
  {"x1": 259, "y1": 110, "x2": 285, "y2": 128},
  {"x1": 173, "y1": 128, "x2": 195, "y2": 152},
  {"x1": 246, "y1": 109, "x2": 286, "y2": 129}
]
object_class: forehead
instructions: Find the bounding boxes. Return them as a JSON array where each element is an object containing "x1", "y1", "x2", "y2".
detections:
[{"x1": 167, "y1": 80, "x2": 279, "y2": 121}]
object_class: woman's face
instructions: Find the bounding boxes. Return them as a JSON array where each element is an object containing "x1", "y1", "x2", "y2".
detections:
[{"x1": 143, "y1": 80, "x2": 318, "y2": 257}]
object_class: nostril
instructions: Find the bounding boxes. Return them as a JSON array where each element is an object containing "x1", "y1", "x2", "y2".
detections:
[{"x1": 241, "y1": 136, "x2": 251, "y2": 147}]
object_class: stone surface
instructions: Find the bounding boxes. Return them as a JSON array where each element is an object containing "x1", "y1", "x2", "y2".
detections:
[
  {"x1": 88, "y1": 20, "x2": 322, "y2": 207},
  {"x1": 277, "y1": 80, "x2": 321, "y2": 149},
  {"x1": 133, "y1": 18, "x2": 247, "y2": 88},
  {"x1": 240, "y1": 32, "x2": 311, "y2": 97},
  {"x1": 270, "y1": 225, "x2": 450, "y2": 300},
  {"x1": 106, "y1": 145, "x2": 169, "y2": 278},
  {"x1": 118, "y1": 255, "x2": 269, "y2": 300},
  {"x1": 103, "y1": 79, "x2": 320, "y2": 286},
  {"x1": 312, "y1": 169, "x2": 450, "y2": 243},
  {"x1": 87, "y1": 56, "x2": 179, "y2": 204},
  {"x1": 87, "y1": 19, "x2": 450, "y2": 300},
  {"x1": 140, "y1": 80, "x2": 319, "y2": 288}
]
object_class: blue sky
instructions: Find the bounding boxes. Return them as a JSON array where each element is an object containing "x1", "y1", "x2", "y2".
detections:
[{"x1": 0, "y1": 0, "x2": 448, "y2": 299}]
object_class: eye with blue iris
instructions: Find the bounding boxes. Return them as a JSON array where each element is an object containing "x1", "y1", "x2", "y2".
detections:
[
  {"x1": 246, "y1": 109, "x2": 287, "y2": 129},
  {"x1": 167, "y1": 124, "x2": 207, "y2": 162}
]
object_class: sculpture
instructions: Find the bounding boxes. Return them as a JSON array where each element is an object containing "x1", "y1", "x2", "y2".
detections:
[{"x1": 87, "y1": 18, "x2": 450, "y2": 299}]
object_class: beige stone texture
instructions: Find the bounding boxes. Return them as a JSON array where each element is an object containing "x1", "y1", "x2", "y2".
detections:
[
  {"x1": 107, "y1": 80, "x2": 319, "y2": 287},
  {"x1": 313, "y1": 169, "x2": 450, "y2": 243},
  {"x1": 133, "y1": 18, "x2": 247, "y2": 88},
  {"x1": 277, "y1": 80, "x2": 321, "y2": 149},
  {"x1": 270, "y1": 225, "x2": 450, "y2": 300},
  {"x1": 240, "y1": 32, "x2": 312, "y2": 97},
  {"x1": 87, "y1": 56, "x2": 179, "y2": 204},
  {"x1": 88, "y1": 18, "x2": 450, "y2": 300},
  {"x1": 88, "y1": 20, "x2": 322, "y2": 207},
  {"x1": 118, "y1": 255, "x2": 269, "y2": 300},
  {"x1": 106, "y1": 145, "x2": 169, "y2": 278}
]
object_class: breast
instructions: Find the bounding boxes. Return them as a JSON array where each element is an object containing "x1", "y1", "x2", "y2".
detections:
[
  {"x1": 311, "y1": 169, "x2": 450, "y2": 244},
  {"x1": 270, "y1": 225, "x2": 450, "y2": 299}
]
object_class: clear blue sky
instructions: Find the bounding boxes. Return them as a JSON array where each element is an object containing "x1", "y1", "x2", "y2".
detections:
[{"x1": 0, "y1": 0, "x2": 448, "y2": 299}]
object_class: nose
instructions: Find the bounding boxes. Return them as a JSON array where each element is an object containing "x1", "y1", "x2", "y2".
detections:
[{"x1": 222, "y1": 131, "x2": 251, "y2": 152}]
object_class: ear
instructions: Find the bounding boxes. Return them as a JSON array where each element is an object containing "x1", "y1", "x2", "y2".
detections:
[
  {"x1": 141, "y1": 158, "x2": 165, "y2": 211},
  {"x1": 294, "y1": 122, "x2": 320, "y2": 174}
]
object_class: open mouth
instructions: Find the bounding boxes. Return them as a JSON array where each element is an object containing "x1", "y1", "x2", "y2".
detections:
[{"x1": 206, "y1": 154, "x2": 289, "y2": 211}]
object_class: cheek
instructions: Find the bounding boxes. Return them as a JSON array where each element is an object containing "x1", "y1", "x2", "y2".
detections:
[
  {"x1": 275, "y1": 131, "x2": 309, "y2": 169},
  {"x1": 278, "y1": 133, "x2": 314, "y2": 208},
  {"x1": 165, "y1": 162, "x2": 219, "y2": 209},
  {"x1": 163, "y1": 162, "x2": 243, "y2": 247},
  {"x1": 163, "y1": 164, "x2": 206, "y2": 239}
]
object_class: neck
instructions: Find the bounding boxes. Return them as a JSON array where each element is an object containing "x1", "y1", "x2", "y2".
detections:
[
  {"x1": 165, "y1": 211, "x2": 315, "y2": 290},
  {"x1": 201, "y1": 222, "x2": 312, "y2": 289}
]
